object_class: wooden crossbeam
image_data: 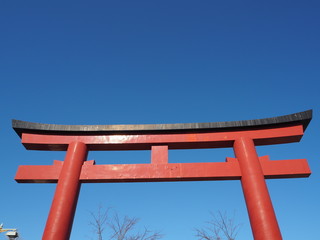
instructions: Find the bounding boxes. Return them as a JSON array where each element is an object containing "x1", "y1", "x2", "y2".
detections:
[{"x1": 15, "y1": 156, "x2": 310, "y2": 183}]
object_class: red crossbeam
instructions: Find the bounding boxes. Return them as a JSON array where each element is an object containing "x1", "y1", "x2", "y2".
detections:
[
  {"x1": 21, "y1": 125, "x2": 304, "y2": 151},
  {"x1": 15, "y1": 156, "x2": 310, "y2": 183}
]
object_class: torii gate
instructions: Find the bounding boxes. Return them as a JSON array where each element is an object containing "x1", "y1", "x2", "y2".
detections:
[{"x1": 13, "y1": 110, "x2": 312, "y2": 240}]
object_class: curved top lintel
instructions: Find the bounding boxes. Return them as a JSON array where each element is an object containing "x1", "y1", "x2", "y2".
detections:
[{"x1": 12, "y1": 110, "x2": 312, "y2": 137}]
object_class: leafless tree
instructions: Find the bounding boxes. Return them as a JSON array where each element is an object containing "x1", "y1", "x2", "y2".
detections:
[
  {"x1": 89, "y1": 207, "x2": 163, "y2": 240},
  {"x1": 195, "y1": 211, "x2": 241, "y2": 240},
  {"x1": 89, "y1": 205, "x2": 109, "y2": 240},
  {"x1": 108, "y1": 213, "x2": 163, "y2": 240}
]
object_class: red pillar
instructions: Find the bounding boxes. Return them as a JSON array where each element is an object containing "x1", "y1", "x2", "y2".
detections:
[
  {"x1": 234, "y1": 137, "x2": 282, "y2": 240},
  {"x1": 42, "y1": 142, "x2": 88, "y2": 240}
]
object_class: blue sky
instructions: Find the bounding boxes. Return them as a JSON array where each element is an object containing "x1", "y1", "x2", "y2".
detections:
[{"x1": 0, "y1": 0, "x2": 319, "y2": 239}]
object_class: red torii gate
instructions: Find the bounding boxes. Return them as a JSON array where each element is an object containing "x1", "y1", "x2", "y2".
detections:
[{"x1": 13, "y1": 110, "x2": 312, "y2": 240}]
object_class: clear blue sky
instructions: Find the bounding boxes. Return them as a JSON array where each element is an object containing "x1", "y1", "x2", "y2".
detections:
[{"x1": 0, "y1": 1, "x2": 319, "y2": 239}]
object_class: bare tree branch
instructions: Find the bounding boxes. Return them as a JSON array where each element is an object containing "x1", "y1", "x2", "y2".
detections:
[
  {"x1": 89, "y1": 207, "x2": 163, "y2": 240},
  {"x1": 89, "y1": 205, "x2": 110, "y2": 240},
  {"x1": 195, "y1": 211, "x2": 241, "y2": 240}
]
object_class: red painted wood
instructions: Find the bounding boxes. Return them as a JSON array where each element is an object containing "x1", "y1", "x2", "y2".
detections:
[
  {"x1": 20, "y1": 125, "x2": 304, "y2": 151},
  {"x1": 14, "y1": 122, "x2": 311, "y2": 240},
  {"x1": 15, "y1": 156, "x2": 310, "y2": 183},
  {"x1": 42, "y1": 142, "x2": 88, "y2": 240},
  {"x1": 234, "y1": 137, "x2": 282, "y2": 240},
  {"x1": 258, "y1": 155, "x2": 311, "y2": 179},
  {"x1": 151, "y1": 145, "x2": 168, "y2": 164}
]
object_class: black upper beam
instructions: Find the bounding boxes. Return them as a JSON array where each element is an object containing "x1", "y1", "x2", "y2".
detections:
[{"x1": 12, "y1": 110, "x2": 312, "y2": 137}]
